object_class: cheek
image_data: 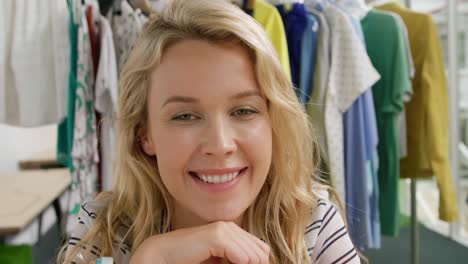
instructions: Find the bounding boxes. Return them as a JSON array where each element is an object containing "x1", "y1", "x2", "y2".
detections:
[
  {"x1": 241, "y1": 118, "x2": 272, "y2": 175},
  {"x1": 152, "y1": 126, "x2": 199, "y2": 184}
]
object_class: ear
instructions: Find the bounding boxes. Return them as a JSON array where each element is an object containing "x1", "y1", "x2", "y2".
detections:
[{"x1": 141, "y1": 134, "x2": 156, "y2": 156}]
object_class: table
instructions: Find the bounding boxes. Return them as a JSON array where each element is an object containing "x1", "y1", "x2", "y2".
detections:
[
  {"x1": 17, "y1": 149, "x2": 63, "y2": 170},
  {"x1": 0, "y1": 169, "x2": 71, "y2": 239}
]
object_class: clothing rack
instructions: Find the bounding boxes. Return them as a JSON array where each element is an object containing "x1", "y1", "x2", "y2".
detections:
[
  {"x1": 404, "y1": 1, "x2": 422, "y2": 263},
  {"x1": 408, "y1": 0, "x2": 461, "y2": 263},
  {"x1": 404, "y1": 1, "x2": 419, "y2": 264}
]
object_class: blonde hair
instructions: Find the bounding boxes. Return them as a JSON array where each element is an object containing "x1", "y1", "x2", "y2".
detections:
[{"x1": 59, "y1": 0, "x2": 327, "y2": 263}]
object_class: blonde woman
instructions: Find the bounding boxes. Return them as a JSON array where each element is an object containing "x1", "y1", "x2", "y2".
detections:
[{"x1": 59, "y1": 0, "x2": 361, "y2": 263}]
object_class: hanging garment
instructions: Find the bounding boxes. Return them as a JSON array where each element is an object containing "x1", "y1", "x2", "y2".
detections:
[
  {"x1": 242, "y1": 0, "x2": 255, "y2": 16},
  {"x1": 111, "y1": 0, "x2": 146, "y2": 74},
  {"x1": 86, "y1": 6, "x2": 101, "y2": 77},
  {"x1": 334, "y1": 0, "x2": 382, "y2": 249},
  {"x1": 362, "y1": 86, "x2": 381, "y2": 248},
  {"x1": 377, "y1": 2, "x2": 459, "y2": 221},
  {"x1": 57, "y1": 0, "x2": 80, "y2": 169},
  {"x1": 361, "y1": 9, "x2": 412, "y2": 236},
  {"x1": 340, "y1": 17, "x2": 380, "y2": 250},
  {"x1": 344, "y1": 91, "x2": 373, "y2": 250},
  {"x1": 134, "y1": 7, "x2": 149, "y2": 29},
  {"x1": 95, "y1": 15, "x2": 119, "y2": 192},
  {"x1": 306, "y1": 8, "x2": 330, "y2": 166},
  {"x1": 86, "y1": 3, "x2": 104, "y2": 193},
  {"x1": 67, "y1": 6, "x2": 100, "y2": 233},
  {"x1": 276, "y1": 3, "x2": 308, "y2": 90},
  {"x1": 254, "y1": 0, "x2": 292, "y2": 81},
  {"x1": 387, "y1": 12, "x2": 415, "y2": 159},
  {"x1": 299, "y1": 13, "x2": 320, "y2": 104},
  {"x1": 307, "y1": 3, "x2": 380, "y2": 204},
  {"x1": 0, "y1": 0, "x2": 14, "y2": 127},
  {"x1": 0, "y1": 0, "x2": 70, "y2": 127}
]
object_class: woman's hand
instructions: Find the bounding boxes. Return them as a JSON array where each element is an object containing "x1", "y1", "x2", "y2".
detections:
[{"x1": 129, "y1": 221, "x2": 270, "y2": 264}]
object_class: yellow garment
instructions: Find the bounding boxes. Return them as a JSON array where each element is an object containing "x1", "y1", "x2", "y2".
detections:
[
  {"x1": 377, "y1": 2, "x2": 459, "y2": 221},
  {"x1": 254, "y1": 0, "x2": 292, "y2": 81}
]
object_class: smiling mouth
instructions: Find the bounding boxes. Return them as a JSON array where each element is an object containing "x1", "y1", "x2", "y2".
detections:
[{"x1": 189, "y1": 168, "x2": 247, "y2": 184}]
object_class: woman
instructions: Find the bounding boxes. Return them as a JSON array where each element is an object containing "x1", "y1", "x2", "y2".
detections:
[{"x1": 59, "y1": 0, "x2": 360, "y2": 263}]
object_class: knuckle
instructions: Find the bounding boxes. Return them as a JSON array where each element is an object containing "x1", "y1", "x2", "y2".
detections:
[
  {"x1": 213, "y1": 221, "x2": 226, "y2": 233},
  {"x1": 264, "y1": 244, "x2": 271, "y2": 254},
  {"x1": 238, "y1": 255, "x2": 249, "y2": 264},
  {"x1": 251, "y1": 256, "x2": 260, "y2": 264},
  {"x1": 210, "y1": 222, "x2": 226, "y2": 242}
]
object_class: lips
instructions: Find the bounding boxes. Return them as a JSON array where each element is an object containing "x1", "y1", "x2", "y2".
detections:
[{"x1": 189, "y1": 167, "x2": 247, "y2": 184}]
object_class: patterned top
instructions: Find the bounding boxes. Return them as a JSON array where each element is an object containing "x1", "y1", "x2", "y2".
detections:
[
  {"x1": 321, "y1": 4, "x2": 380, "y2": 202},
  {"x1": 66, "y1": 5, "x2": 99, "y2": 234},
  {"x1": 65, "y1": 197, "x2": 360, "y2": 263},
  {"x1": 111, "y1": 1, "x2": 147, "y2": 75}
]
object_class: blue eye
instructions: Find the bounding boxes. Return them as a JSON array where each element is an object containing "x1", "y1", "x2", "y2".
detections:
[
  {"x1": 172, "y1": 113, "x2": 197, "y2": 121},
  {"x1": 233, "y1": 108, "x2": 258, "y2": 116}
]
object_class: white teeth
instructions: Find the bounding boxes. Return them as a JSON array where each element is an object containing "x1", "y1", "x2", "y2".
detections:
[
  {"x1": 202, "y1": 175, "x2": 208, "y2": 182},
  {"x1": 196, "y1": 170, "x2": 242, "y2": 184}
]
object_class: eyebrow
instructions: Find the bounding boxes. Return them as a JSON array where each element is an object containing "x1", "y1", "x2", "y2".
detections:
[{"x1": 161, "y1": 90, "x2": 263, "y2": 108}]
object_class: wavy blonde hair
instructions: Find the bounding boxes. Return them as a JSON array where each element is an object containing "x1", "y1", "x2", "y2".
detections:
[{"x1": 59, "y1": 0, "x2": 327, "y2": 263}]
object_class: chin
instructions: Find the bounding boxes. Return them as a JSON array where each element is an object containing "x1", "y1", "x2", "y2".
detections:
[{"x1": 197, "y1": 203, "x2": 248, "y2": 223}]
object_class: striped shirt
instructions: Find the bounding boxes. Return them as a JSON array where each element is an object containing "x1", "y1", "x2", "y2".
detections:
[{"x1": 65, "y1": 199, "x2": 360, "y2": 263}]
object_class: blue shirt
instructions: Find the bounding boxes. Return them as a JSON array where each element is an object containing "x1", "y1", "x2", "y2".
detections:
[
  {"x1": 276, "y1": 3, "x2": 308, "y2": 91},
  {"x1": 344, "y1": 14, "x2": 381, "y2": 250},
  {"x1": 299, "y1": 13, "x2": 320, "y2": 104}
]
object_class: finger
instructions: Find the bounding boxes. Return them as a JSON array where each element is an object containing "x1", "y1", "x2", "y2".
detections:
[
  {"x1": 227, "y1": 223, "x2": 268, "y2": 264},
  {"x1": 225, "y1": 224, "x2": 259, "y2": 264},
  {"x1": 240, "y1": 228, "x2": 271, "y2": 258},
  {"x1": 241, "y1": 233, "x2": 270, "y2": 264},
  {"x1": 208, "y1": 222, "x2": 250, "y2": 264},
  {"x1": 229, "y1": 223, "x2": 270, "y2": 258}
]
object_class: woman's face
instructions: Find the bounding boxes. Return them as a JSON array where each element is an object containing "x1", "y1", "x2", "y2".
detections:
[{"x1": 143, "y1": 39, "x2": 272, "y2": 228}]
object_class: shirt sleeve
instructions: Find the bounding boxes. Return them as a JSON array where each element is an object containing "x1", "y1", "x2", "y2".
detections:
[
  {"x1": 326, "y1": 6, "x2": 380, "y2": 114},
  {"x1": 64, "y1": 203, "x2": 104, "y2": 263},
  {"x1": 64, "y1": 202, "x2": 131, "y2": 263},
  {"x1": 389, "y1": 20, "x2": 411, "y2": 113},
  {"x1": 253, "y1": 0, "x2": 292, "y2": 81},
  {"x1": 307, "y1": 200, "x2": 361, "y2": 264}
]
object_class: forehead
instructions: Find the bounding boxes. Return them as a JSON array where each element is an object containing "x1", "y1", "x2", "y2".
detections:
[{"x1": 149, "y1": 39, "x2": 260, "y2": 100}]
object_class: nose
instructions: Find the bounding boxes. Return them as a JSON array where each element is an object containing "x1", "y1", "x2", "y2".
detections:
[{"x1": 200, "y1": 116, "x2": 237, "y2": 157}]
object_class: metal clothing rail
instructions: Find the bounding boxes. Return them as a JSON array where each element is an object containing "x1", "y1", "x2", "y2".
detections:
[
  {"x1": 404, "y1": 1, "x2": 414, "y2": 264},
  {"x1": 405, "y1": 4, "x2": 417, "y2": 263}
]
